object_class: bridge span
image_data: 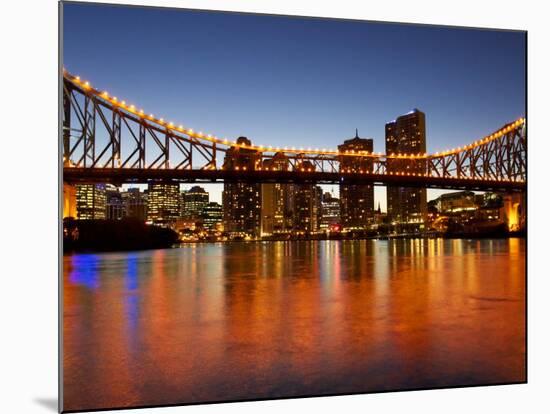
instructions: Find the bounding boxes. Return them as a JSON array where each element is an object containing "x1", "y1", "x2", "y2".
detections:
[{"x1": 62, "y1": 71, "x2": 526, "y2": 192}]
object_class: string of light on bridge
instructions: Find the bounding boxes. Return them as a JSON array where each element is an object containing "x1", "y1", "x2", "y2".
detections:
[{"x1": 65, "y1": 70, "x2": 525, "y2": 161}]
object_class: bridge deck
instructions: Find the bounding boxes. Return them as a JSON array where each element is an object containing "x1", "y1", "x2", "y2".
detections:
[{"x1": 63, "y1": 167, "x2": 525, "y2": 192}]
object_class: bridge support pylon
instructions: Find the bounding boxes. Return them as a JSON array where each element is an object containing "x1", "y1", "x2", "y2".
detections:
[
  {"x1": 500, "y1": 192, "x2": 526, "y2": 233},
  {"x1": 63, "y1": 182, "x2": 77, "y2": 219}
]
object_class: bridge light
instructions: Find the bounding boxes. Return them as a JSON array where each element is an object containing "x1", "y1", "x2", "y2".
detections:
[
  {"x1": 102, "y1": 91, "x2": 109, "y2": 98},
  {"x1": 139, "y1": 109, "x2": 144, "y2": 115},
  {"x1": 121, "y1": 100, "x2": 126, "y2": 106},
  {"x1": 75, "y1": 76, "x2": 80, "y2": 82},
  {"x1": 112, "y1": 97, "x2": 118, "y2": 102},
  {"x1": 149, "y1": 113, "x2": 154, "y2": 118},
  {"x1": 129, "y1": 105, "x2": 135, "y2": 111},
  {"x1": 168, "y1": 122, "x2": 174, "y2": 128},
  {"x1": 178, "y1": 125, "x2": 184, "y2": 130},
  {"x1": 159, "y1": 118, "x2": 164, "y2": 123}
]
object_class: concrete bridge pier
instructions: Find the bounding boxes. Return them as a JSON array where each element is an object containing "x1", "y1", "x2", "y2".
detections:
[
  {"x1": 500, "y1": 192, "x2": 526, "y2": 232},
  {"x1": 63, "y1": 182, "x2": 77, "y2": 219}
]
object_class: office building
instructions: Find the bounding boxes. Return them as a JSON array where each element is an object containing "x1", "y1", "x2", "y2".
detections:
[
  {"x1": 320, "y1": 191, "x2": 340, "y2": 230},
  {"x1": 292, "y1": 163, "x2": 322, "y2": 233},
  {"x1": 106, "y1": 184, "x2": 125, "y2": 220},
  {"x1": 338, "y1": 130, "x2": 375, "y2": 229},
  {"x1": 181, "y1": 186, "x2": 209, "y2": 219},
  {"x1": 222, "y1": 137, "x2": 262, "y2": 237},
  {"x1": 260, "y1": 153, "x2": 293, "y2": 235},
  {"x1": 146, "y1": 183, "x2": 180, "y2": 224},
  {"x1": 76, "y1": 184, "x2": 106, "y2": 219},
  {"x1": 201, "y1": 202, "x2": 223, "y2": 231},
  {"x1": 385, "y1": 109, "x2": 427, "y2": 223},
  {"x1": 122, "y1": 187, "x2": 147, "y2": 221}
]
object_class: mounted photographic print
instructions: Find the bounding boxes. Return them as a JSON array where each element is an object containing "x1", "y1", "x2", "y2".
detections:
[{"x1": 60, "y1": 1, "x2": 527, "y2": 412}]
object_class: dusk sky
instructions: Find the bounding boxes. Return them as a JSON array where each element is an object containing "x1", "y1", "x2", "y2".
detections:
[{"x1": 63, "y1": 3, "x2": 525, "y2": 208}]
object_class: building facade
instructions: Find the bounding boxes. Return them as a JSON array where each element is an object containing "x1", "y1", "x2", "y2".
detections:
[
  {"x1": 385, "y1": 109, "x2": 427, "y2": 223},
  {"x1": 222, "y1": 137, "x2": 262, "y2": 237},
  {"x1": 122, "y1": 187, "x2": 147, "y2": 221},
  {"x1": 201, "y1": 202, "x2": 223, "y2": 231},
  {"x1": 338, "y1": 130, "x2": 375, "y2": 229},
  {"x1": 320, "y1": 191, "x2": 340, "y2": 230},
  {"x1": 292, "y1": 164, "x2": 322, "y2": 233},
  {"x1": 146, "y1": 183, "x2": 180, "y2": 224},
  {"x1": 105, "y1": 184, "x2": 125, "y2": 220},
  {"x1": 76, "y1": 184, "x2": 106, "y2": 219},
  {"x1": 260, "y1": 153, "x2": 293, "y2": 236},
  {"x1": 181, "y1": 186, "x2": 209, "y2": 219}
]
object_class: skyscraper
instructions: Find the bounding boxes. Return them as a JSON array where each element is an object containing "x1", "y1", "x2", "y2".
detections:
[
  {"x1": 76, "y1": 184, "x2": 106, "y2": 219},
  {"x1": 320, "y1": 191, "x2": 340, "y2": 230},
  {"x1": 201, "y1": 202, "x2": 223, "y2": 231},
  {"x1": 181, "y1": 186, "x2": 209, "y2": 219},
  {"x1": 385, "y1": 109, "x2": 427, "y2": 223},
  {"x1": 105, "y1": 184, "x2": 125, "y2": 220},
  {"x1": 260, "y1": 153, "x2": 293, "y2": 236},
  {"x1": 292, "y1": 161, "x2": 322, "y2": 233},
  {"x1": 146, "y1": 183, "x2": 180, "y2": 224},
  {"x1": 122, "y1": 187, "x2": 147, "y2": 221},
  {"x1": 338, "y1": 130, "x2": 375, "y2": 229},
  {"x1": 222, "y1": 137, "x2": 262, "y2": 237}
]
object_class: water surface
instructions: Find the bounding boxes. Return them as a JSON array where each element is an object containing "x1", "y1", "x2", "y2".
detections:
[{"x1": 63, "y1": 238, "x2": 526, "y2": 411}]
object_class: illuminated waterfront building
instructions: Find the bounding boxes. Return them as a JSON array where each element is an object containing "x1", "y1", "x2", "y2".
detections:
[
  {"x1": 146, "y1": 183, "x2": 180, "y2": 224},
  {"x1": 338, "y1": 130, "x2": 375, "y2": 229},
  {"x1": 435, "y1": 191, "x2": 477, "y2": 214},
  {"x1": 385, "y1": 109, "x2": 427, "y2": 223},
  {"x1": 181, "y1": 186, "x2": 209, "y2": 219},
  {"x1": 76, "y1": 184, "x2": 106, "y2": 219},
  {"x1": 222, "y1": 137, "x2": 262, "y2": 237},
  {"x1": 122, "y1": 187, "x2": 147, "y2": 221}
]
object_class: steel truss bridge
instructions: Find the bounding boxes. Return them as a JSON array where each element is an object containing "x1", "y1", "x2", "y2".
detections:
[{"x1": 62, "y1": 72, "x2": 526, "y2": 192}]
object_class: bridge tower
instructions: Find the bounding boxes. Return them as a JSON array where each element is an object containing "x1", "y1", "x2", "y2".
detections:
[
  {"x1": 500, "y1": 192, "x2": 526, "y2": 232},
  {"x1": 63, "y1": 183, "x2": 77, "y2": 219}
]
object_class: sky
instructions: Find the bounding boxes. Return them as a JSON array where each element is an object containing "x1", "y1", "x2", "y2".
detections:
[{"x1": 63, "y1": 3, "x2": 525, "y2": 209}]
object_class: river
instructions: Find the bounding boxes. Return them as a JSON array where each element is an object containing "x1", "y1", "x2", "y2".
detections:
[{"x1": 63, "y1": 238, "x2": 526, "y2": 411}]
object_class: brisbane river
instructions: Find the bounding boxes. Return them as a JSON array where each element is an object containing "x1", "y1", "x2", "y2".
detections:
[{"x1": 63, "y1": 238, "x2": 525, "y2": 412}]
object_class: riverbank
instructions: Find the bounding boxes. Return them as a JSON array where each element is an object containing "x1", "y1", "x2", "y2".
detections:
[{"x1": 63, "y1": 219, "x2": 179, "y2": 253}]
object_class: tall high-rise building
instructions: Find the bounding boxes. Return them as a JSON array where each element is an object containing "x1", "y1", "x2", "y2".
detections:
[
  {"x1": 201, "y1": 202, "x2": 223, "y2": 231},
  {"x1": 105, "y1": 184, "x2": 125, "y2": 220},
  {"x1": 260, "y1": 153, "x2": 293, "y2": 236},
  {"x1": 146, "y1": 183, "x2": 180, "y2": 224},
  {"x1": 76, "y1": 184, "x2": 106, "y2": 219},
  {"x1": 292, "y1": 162, "x2": 322, "y2": 233},
  {"x1": 122, "y1": 187, "x2": 147, "y2": 221},
  {"x1": 385, "y1": 109, "x2": 427, "y2": 223},
  {"x1": 181, "y1": 186, "x2": 209, "y2": 219},
  {"x1": 222, "y1": 137, "x2": 262, "y2": 237},
  {"x1": 338, "y1": 130, "x2": 375, "y2": 229},
  {"x1": 320, "y1": 191, "x2": 340, "y2": 230}
]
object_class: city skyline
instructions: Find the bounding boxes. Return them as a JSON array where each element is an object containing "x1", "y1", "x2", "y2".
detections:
[{"x1": 63, "y1": 3, "x2": 525, "y2": 211}]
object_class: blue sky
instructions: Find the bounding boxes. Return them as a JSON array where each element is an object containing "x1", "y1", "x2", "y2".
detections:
[{"x1": 63, "y1": 3, "x2": 525, "y2": 208}]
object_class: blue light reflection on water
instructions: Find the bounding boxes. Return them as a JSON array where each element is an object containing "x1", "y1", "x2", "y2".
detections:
[
  {"x1": 69, "y1": 254, "x2": 100, "y2": 290},
  {"x1": 125, "y1": 253, "x2": 140, "y2": 346}
]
